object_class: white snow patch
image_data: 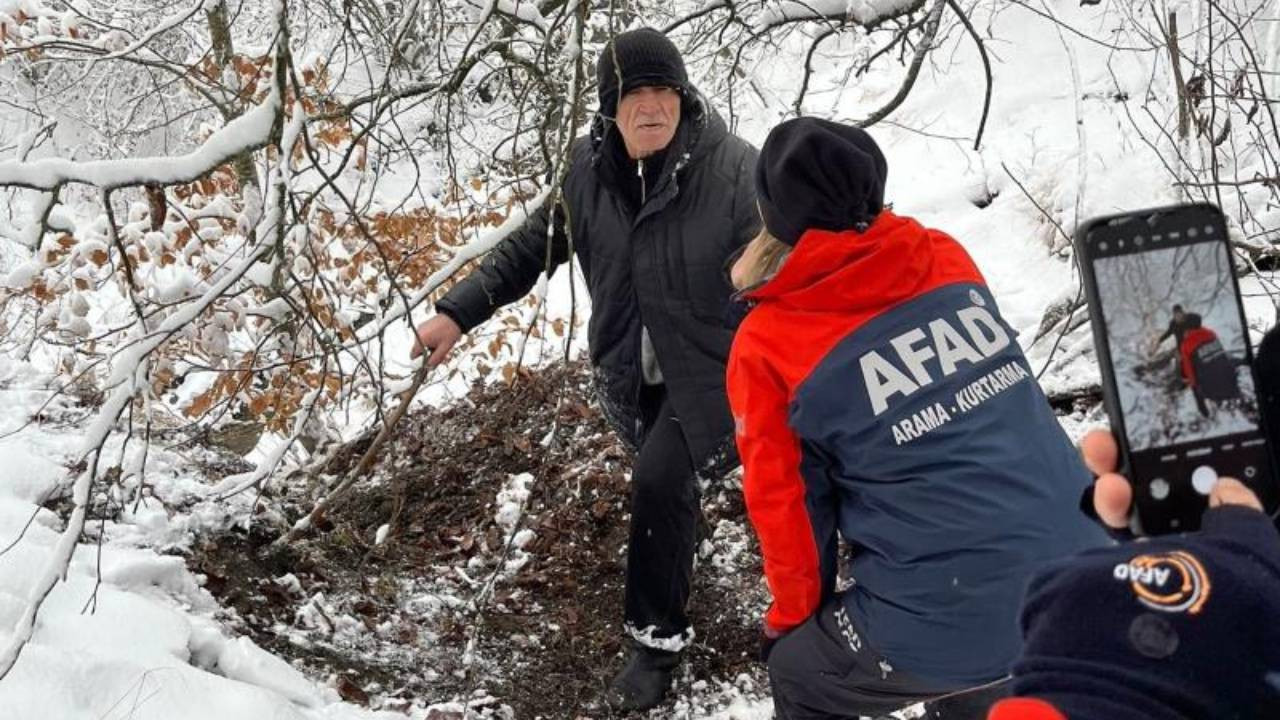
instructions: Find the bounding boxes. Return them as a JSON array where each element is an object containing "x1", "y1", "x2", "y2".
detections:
[
  {"x1": 625, "y1": 622, "x2": 695, "y2": 652},
  {"x1": 189, "y1": 618, "x2": 324, "y2": 708},
  {"x1": 495, "y1": 0, "x2": 547, "y2": 30},
  {"x1": 494, "y1": 472, "x2": 533, "y2": 534}
]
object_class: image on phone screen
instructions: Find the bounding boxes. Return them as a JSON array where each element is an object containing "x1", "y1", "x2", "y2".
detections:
[{"x1": 1094, "y1": 239, "x2": 1260, "y2": 451}]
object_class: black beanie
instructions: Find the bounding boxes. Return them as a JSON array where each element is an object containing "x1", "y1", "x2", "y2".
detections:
[
  {"x1": 597, "y1": 28, "x2": 688, "y2": 115},
  {"x1": 755, "y1": 117, "x2": 888, "y2": 246}
]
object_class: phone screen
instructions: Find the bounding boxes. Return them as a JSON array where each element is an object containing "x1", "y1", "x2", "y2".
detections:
[{"x1": 1085, "y1": 205, "x2": 1276, "y2": 532}]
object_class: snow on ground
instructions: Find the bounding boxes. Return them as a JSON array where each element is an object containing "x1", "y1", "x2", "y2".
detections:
[
  {"x1": 0, "y1": 354, "x2": 406, "y2": 720},
  {"x1": 1, "y1": 2, "x2": 1278, "y2": 719}
]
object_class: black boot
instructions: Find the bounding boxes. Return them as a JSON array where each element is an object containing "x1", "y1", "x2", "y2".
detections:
[{"x1": 605, "y1": 645, "x2": 681, "y2": 712}]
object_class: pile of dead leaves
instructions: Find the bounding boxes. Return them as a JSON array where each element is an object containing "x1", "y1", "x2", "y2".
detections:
[{"x1": 192, "y1": 361, "x2": 767, "y2": 717}]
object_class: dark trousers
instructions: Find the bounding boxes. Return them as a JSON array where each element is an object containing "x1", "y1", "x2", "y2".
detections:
[
  {"x1": 769, "y1": 599, "x2": 1009, "y2": 720},
  {"x1": 623, "y1": 384, "x2": 701, "y2": 647}
]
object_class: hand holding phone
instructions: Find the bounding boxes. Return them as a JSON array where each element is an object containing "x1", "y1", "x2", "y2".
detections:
[
  {"x1": 1082, "y1": 429, "x2": 1264, "y2": 526},
  {"x1": 1076, "y1": 203, "x2": 1280, "y2": 534},
  {"x1": 996, "y1": 426, "x2": 1280, "y2": 720}
]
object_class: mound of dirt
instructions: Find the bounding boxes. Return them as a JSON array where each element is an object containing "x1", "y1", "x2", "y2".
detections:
[{"x1": 191, "y1": 361, "x2": 769, "y2": 717}]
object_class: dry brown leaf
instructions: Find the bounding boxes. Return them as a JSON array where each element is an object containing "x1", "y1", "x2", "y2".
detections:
[{"x1": 335, "y1": 676, "x2": 368, "y2": 705}]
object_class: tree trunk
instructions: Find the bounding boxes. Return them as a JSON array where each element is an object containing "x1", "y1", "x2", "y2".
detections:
[
  {"x1": 1166, "y1": 11, "x2": 1191, "y2": 141},
  {"x1": 206, "y1": 0, "x2": 258, "y2": 190}
]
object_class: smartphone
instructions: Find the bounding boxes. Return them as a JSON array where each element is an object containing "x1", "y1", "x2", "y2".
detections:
[{"x1": 1077, "y1": 202, "x2": 1279, "y2": 534}]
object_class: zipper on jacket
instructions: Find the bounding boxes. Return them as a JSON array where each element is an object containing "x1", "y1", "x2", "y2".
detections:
[{"x1": 638, "y1": 158, "x2": 646, "y2": 207}]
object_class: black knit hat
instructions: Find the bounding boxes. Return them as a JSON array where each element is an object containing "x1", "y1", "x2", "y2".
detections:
[
  {"x1": 597, "y1": 28, "x2": 688, "y2": 115},
  {"x1": 755, "y1": 117, "x2": 888, "y2": 246}
]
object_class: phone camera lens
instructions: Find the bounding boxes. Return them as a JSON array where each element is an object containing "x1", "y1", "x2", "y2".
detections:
[
  {"x1": 1098, "y1": 241, "x2": 1109, "y2": 252},
  {"x1": 1118, "y1": 240, "x2": 1126, "y2": 249},
  {"x1": 1187, "y1": 227, "x2": 1198, "y2": 238},
  {"x1": 1205, "y1": 225, "x2": 1215, "y2": 235},
  {"x1": 1134, "y1": 235, "x2": 1144, "y2": 246}
]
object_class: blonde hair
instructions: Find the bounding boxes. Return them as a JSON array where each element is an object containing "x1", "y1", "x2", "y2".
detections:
[{"x1": 733, "y1": 227, "x2": 792, "y2": 290}]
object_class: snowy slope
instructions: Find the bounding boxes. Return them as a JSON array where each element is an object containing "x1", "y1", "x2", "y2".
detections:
[{"x1": 0, "y1": 354, "x2": 403, "y2": 720}]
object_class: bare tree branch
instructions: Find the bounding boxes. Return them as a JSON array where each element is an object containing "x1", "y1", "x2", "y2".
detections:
[{"x1": 857, "y1": 0, "x2": 945, "y2": 129}]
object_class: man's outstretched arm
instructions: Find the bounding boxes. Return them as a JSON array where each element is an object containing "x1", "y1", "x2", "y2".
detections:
[
  {"x1": 412, "y1": 190, "x2": 573, "y2": 365},
  {"x1": 436, "y1": 198, "x2": 571, "y2": 333}
]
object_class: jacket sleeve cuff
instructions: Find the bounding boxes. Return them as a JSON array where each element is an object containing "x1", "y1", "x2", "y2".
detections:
[
  {"x1": 435, "y1": 287, "x2": 493, "y2": 334},
  {"x1": 1199, "y1": 503, "x2": 1280, "y2": 552},
  {"x1": 764, "y1": 603, "x2": 807, "y2": 633},
  {"x1": 434, "y1": 303, "x2": 472, "y2": 334},
  {"x1": 762, "y1": 620, "x2": 788, "y2": 639}
]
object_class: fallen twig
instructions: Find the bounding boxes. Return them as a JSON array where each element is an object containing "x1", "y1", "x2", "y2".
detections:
[{"x1": 274, "y1": 361, "x2": 431, "y2": 546}]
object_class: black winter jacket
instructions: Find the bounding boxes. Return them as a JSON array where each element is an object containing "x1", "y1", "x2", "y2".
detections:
[{"x1": 436, "y1": 91, "x2": 760, "y2": 470}]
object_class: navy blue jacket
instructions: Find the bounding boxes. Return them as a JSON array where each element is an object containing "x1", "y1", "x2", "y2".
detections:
[{"x1": 727, "y1": 213, "x2": 1109, "y2": 685}]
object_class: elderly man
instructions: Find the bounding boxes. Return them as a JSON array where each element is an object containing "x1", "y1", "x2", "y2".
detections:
[{"x1": 412, "y1": 28, "x2": 759, "y2": 711}]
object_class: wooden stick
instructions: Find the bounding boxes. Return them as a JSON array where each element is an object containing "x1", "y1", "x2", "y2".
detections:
[{"x1": 275, "y1": 362, "x2": 431, "y2": 546}]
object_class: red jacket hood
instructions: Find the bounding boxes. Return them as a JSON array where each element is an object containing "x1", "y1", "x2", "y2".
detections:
[{"x1": 747, "y1": 211, "x2": 976, "y2": 313}]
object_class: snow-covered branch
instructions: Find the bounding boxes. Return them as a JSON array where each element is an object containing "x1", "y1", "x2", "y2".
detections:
[
  {"x1": 856, "y1": 0, "x2": 944, "y2": 128},
  {"x1": 0, "y1": 90, "x2": 280, "y2": 192},
  {"x1": 754, "y1": 0, "x2": 925, "y2": 31},
  {"x1": 0, "y1": 1, "x2": 293, "y2": 682},
  {"x1": 0, "y1": 361, "x2": 142, "y2": 681},
  {"x1": 93, "y1": 0, "x2": 213, "y2": 63}
]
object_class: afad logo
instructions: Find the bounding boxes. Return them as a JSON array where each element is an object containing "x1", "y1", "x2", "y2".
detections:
[{"x1": 1112, "y1": 551, "x2": 1211, "y2": 615}]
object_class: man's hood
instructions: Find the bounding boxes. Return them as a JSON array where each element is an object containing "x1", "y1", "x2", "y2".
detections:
[{"x1": 746, "y1": 211, "x2": 961, "y2": 314}]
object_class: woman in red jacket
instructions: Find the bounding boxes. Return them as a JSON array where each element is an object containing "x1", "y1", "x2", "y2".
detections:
[{"x1": 726, "y1": 117, "x2": 1108, "y2": 719}]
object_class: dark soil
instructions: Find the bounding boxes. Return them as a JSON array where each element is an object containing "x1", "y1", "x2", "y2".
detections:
[{"x1": 190, "y1": 361, "x2": 766, "y2": 718}]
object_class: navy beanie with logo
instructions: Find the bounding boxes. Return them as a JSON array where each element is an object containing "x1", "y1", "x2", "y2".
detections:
[
  {"x1": 597, "y1": 28, "x2": 688, "y2": 115},
  {"x1": 754, "y1": 117, "x2": 888, "y2": 246},
  {"x1": 995, "y1": 504, "x2": 1280, "y2": 719}
]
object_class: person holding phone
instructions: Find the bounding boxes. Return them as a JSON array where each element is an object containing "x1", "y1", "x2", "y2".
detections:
[
  {"x1": 1076, "y1": 204, "x2": 1277, "y2": 534},
  {"x1": 725, "y1": 117, "x2": 1109, "y2": 719},
  {"x1": 986, "y1": 427, "x2": 1280, "y2": 720},
  {"x1": 989, "y1": 324, "x2": 1280, "y2": 719}
]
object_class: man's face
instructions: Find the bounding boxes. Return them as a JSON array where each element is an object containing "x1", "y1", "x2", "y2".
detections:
[{"x1": 616, "y1": 86, "x2": 681, "y2": 160}]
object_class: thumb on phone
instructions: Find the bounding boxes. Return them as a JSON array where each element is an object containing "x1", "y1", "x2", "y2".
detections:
[
  {"x1": 1208, "y1": 477, "x2": 1263, "y2": 511},
  {"x1": 1081, "y1": 430, "x2": 1132, "y2": 530}
]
